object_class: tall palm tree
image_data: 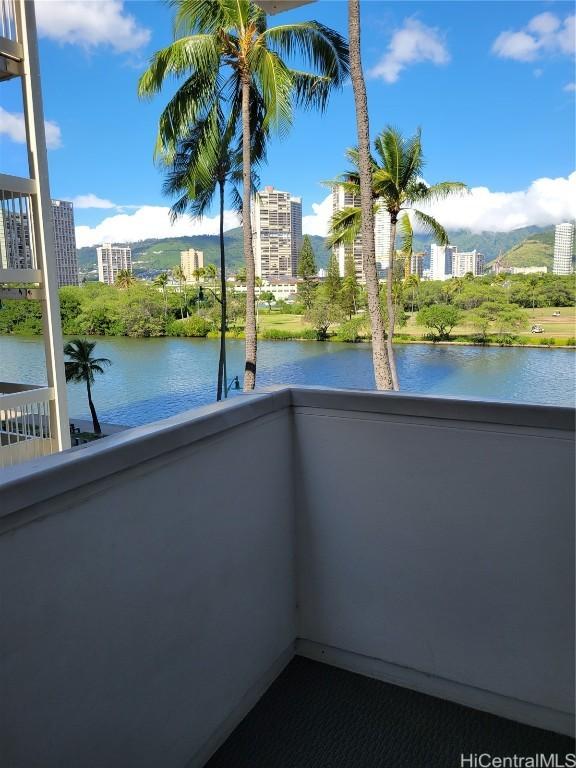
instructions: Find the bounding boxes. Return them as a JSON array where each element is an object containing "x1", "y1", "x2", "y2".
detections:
[
  {"x1": 64, "y1": 339, "x2": 111, "y2": 435},
  {"x1": 163, "y1": 122, "x2": 259, "y2": 400},
  {"x1": 404, "y1": 273, "x2": 420, "y2": 314},
  {"x1": 138, "y1": 0, "x2": 349, "y2": 391},
  {"x1": 172, "y1": 264, "x2": 187, "y2": 318},
  {"x1": 154, "y1": 272, "x2": 170, "y2": 316},
  {"x1": 329, "y1": 126, "x2": 466, "y2": 389},
  {"x1": 347, "y1": 0, "x2": 391, "y2": 391}
]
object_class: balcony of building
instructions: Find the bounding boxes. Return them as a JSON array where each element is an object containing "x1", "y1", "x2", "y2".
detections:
[
  {"x1": 1, "y1": 386, "x2": 573, "y2": 767},
  {"x1": 0, "y1": 380, "x2": 56, "y2": 467}
]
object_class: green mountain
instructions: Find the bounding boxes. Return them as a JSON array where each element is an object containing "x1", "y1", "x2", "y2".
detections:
[
  {"x1": 77, "y1": 225, "x2": 555, "y2": 277},
  {"x1": 497, "y1": 229, "x2": 555, "y2": 269},
  {"x1": 78, "y1": 229, "x2": 330, "y2": 276}
]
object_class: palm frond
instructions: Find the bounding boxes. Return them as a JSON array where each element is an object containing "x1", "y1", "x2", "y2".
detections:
[
  {"x1": 249, "y1": 46, "x2": 293, "y2": 134},
  {"x1": 326, "y1": 206, "x2": 361, "y2": 247},
  {"x1": 398, "y1": 212, "x2": 413, "y2": 255},
  {"x1": 261, "y1": 21, "x2": 349, "y2": 87},
  {"x1": 413, "y1": 209, "x2": 449, "y2": 245}
]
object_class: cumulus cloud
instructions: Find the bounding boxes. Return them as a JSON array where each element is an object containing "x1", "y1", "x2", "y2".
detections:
[
  {"x1": 35, "y1": 0, "x2": 150, "y2": 53},
  {"x1": 75, "y1": 205, "x2": 241, "y2": 248},
  {"x1": 564, "y1": 82, "x2": 576, "y2": 92},
  {"x1": 303, "y1": 174, "x2": 576, "y2": 237},
  {"x1": 72, "y1": 193, "x2": 118, "y2": 209},
  {"x1": 0, "y1": 107, "x2": 62, "y2": 149},
  {"x1": 492, "y1": 12, "x2": 575, "y2": 62},
  {"x1": 302, "y1": 194, "x2": 333, "y2": 236},
  {"x1": 369, "y1": 18, "x2": 449, "y2": 83}
]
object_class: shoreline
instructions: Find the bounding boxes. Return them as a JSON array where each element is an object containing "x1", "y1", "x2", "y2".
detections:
[{"x1": 1, "y1": 332, "x2": 574, "y2": 350}]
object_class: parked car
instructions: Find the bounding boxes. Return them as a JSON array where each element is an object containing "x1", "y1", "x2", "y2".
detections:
[{"x1": 531, "y1": 325, "x2": 544, "y2": 333}]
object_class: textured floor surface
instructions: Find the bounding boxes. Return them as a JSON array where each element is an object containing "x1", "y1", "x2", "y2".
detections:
[{"x1": 205, "y1": 656, "x2": 574, "y2": 768}]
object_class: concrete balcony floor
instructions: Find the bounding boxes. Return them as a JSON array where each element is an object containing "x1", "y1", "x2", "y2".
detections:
[{"x1": 208, "y1": 657, "x2": 574, "y2": 767}]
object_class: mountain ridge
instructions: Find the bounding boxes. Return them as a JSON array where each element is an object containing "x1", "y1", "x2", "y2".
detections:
[{"x1": 77, "y1": 224, "x2": 555, "y2": 276}]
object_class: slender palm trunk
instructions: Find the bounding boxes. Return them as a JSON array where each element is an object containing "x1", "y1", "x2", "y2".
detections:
[
  {"x1": 386, "y1": 218, "x2": 399, "y2": 390},
  {"x1": 241, "y1": 75, "x2": 257, "y2": 390},
  {"x1": 179, "y1": 279, "x2": 184, "y2": 319},
  {"x1": 217, "y1": 179, "x2": 227, "y2": 401},
  {"x1": 86, "y1": 379, "x2": 101, "y2": 435},
  {"x1": 348, "y1": 0, "x2": 392, "y2": 391}
]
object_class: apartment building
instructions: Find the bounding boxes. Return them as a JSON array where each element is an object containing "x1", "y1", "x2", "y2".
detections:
[
  {"x1": 331, "y1": 185, "x2": 392, "y2": 281},
  {"x1": 0, "y1": 200, "x2": 79, "y2": 285},
  {"x1": 51, "y1": 200, "x2": 79, "y2": 286},
  {"x1": 553, "y1": 223, "x2": 574, "y2": 275},
  {"x1": 253, "y1": 187, "x2": 302, "y2": 279},
  {"x1": 180, "y1": 248, "x2": 204, "y2": 282},
  {"x1": 452, "y1": 249, "x2": 484, "y2": 278},
  {"x1": 429, "y1": 244, "x2": 457, "y2": 281},
  {"x1": 97, "y1": 243, "x2": 132, "y2": 285}
]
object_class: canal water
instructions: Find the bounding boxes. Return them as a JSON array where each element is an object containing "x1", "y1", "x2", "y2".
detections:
[{"x1": 1, "y1": 335, "x2": 573, "y2": 426}]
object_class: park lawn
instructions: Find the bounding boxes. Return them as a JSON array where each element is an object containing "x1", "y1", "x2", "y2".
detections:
[
  {"x1": 403, "y1": 306, "x2": 576, "y2": 339},
  {"x1": 258, "y1": 312, "x2": 308, "y2": 332}
]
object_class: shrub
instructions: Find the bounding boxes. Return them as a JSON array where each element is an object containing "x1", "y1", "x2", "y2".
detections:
[
  {"x1": 169, "y1": 316, "x2": 211, "y2": 337},
  {"x1": 335, "y1": 317, "x2": 366, "y2": 343}
]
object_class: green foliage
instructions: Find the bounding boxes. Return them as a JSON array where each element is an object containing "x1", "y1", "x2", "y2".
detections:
[
  {"x1": 336, "y1": 315, "x2": 367, "y2": 342},
  {"x1": 169, "y1": 315, "x2": 212, "y2": 337},
  {"x1": 324, "y1": 252, "x2": 342, "y2": 305},
  {"x1": 417, "y1": 304, "x2": 462, "y2": 340},
  {"x1": 304, "y1": 288, "x2": 344, "y2": 340},
  {"x1": 340, "y1": 253, "x2": 360, "y2": 319},
  {"x1": 298, "y1": 236, "x2": 318, "y2": 280}
]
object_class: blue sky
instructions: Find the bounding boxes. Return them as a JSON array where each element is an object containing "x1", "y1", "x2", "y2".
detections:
[{"x1": 1, "y1": 0, "x2": 574, "y2": 245}]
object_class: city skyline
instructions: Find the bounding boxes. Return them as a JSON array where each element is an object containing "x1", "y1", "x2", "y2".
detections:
[{"x1": 0, "y1": 1, "x2": 574, "y2": 247}]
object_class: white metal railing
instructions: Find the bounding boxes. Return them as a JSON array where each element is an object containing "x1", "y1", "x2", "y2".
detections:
[
  {"x1": 0, "y1": 382, "x2": 56, "y2": 466},
  {"x1": 0, "y1": 175, "x2": 41, "y2": 282},
  {"x1": 0, "y1": 0, "x2": 16, "y2": 42}
]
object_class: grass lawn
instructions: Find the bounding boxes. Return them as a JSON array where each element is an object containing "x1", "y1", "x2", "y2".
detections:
[{"x1": 258, "y1": 312, "x2": 308, "y2": 332}]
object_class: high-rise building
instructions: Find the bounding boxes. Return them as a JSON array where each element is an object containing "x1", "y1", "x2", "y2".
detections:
[
  {"x1": 408, "y1": 252, "x2": 424, "y2": 278},
  {"x1": 51, "y1": 200, "x2": 79, "y2": 286},
  {"x1": 0, "y1": 200, "x2": 79, "y2": 286},
  {"x1": 180, "y1": 249, "x2": 204, "y2": 282},
  {"x1": 252, "y1": 187, "x2": 302, "y2": 278},
  {"x1": 430, "y1": 244, "x2": 457, "y2": 281},
  {"x1": 452, "y1": 249, "x2": 484, "y2": 278},
  {"x1": 97, "y1": 243, "x2": 132, "y2": 285},
  {"x1": 331, "y1": 186, "x2": 392, "y2": 281},
  {"x1": 553, "y1": 223, "x2": 574, "y2": 275}
]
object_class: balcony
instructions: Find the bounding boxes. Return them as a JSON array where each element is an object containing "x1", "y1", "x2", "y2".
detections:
[
  {"x1": 0, "y1": 387, "x2": 574, "y2": 766},
  {"x1": 0, "y1": 381, "x2": 56, "y2": 467}
]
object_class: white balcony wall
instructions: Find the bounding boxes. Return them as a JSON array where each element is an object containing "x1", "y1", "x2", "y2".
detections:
[
  {"x1": 291, "y1": 390, "x2": 574, "y2": 735},
  {"x1": 0, "y1": 393, "x2": 296, "y2": 768},
  {"x1": 0, "y1": 388, "x2": 573, "y2": 768}
]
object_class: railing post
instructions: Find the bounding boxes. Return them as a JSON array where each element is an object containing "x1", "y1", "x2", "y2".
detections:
[{"x1": 16, "y1": 0, "x2": 70, "y2": 451}]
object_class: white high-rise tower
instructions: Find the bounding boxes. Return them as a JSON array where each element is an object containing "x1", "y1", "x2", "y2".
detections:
[
  {"x1": 553, "y1": 223, "x2": 574, "y2": 275},
  {"x1": 252, "y1": 187, "x2": 302, "y2": 279}
]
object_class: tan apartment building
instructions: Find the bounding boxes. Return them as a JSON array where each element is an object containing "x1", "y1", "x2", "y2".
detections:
[
  {"x1": 180, "y1": 248, "x2": 204, "y2": 281},
  {"x1": 252, "y1": 186, "x2": 302, "y2": 279}
]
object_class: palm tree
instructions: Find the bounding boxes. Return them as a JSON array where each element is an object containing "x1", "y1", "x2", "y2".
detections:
[
  {"x1": 172, "y1": 265, "x2": 187, "y2": 318},
  {"x1": 347, "y1": 0, "x2": 391, "y2": 391},
  {"x1": 404, "y1": 273, "x2": 420, "y2": 314},
  {"x1": 138, "y1": 0, "x2": 349, "y2": 391},
  {"x1": 115, "y1": 269, "x2": 135, "y2": 289},
  {"x1": 64, "y1": 339, "x2": 111, "y2": 435},
  {"x1": 329, "y1": 126, "x2": 466, "y2": 389},
  {"x1": 154, "y1": 272, "x2": 169, "y2": 316}
]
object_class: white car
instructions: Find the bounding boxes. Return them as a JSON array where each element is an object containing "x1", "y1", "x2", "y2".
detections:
[{"x1": 531, "y1": 325, "x2": 544, "y2": 334}]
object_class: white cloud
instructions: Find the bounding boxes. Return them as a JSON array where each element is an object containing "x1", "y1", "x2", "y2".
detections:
[
  {"x1": 0, "y1": 107, "x2": 62, "y2": 149},
  {"x1": 35, "y1": 0, "x2": 150, "y2": 53},
  {"x1": 303, "y1": 174, "x2": 576, "y2": 238},
  {"x1": 72, "y1": 193, "x2": 118, "y2": 209},
  {"x1": 75, "y1": 205, "x2": 241, "y2": 248},
  {"x1": 302, "y1": 194, "x2": 333, "y2": 236},
  {"x1": 564, "y1": 82, "x2": 576, "y2": 92},
  {"x1": 369, "y1": 18, "x2": 449, "y2": 84},
  {"x1": 492, "y1": 13, "x2": 575, "y2": 62}
]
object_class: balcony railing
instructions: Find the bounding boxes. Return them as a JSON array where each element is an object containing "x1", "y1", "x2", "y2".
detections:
[
  {"x1": 0, "y1": 387, "x2": 573, "y2": 765},
  {"x1": 0, "y1": 174, "x2": 41, "y2": 283},
  {"x1": 0, "y1": 381, "x2": 56, "y2": 466}
]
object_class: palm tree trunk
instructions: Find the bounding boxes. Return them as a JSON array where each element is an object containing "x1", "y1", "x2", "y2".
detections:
[
  {"x1": 86, "y1": 379, "x2": 101, "y2": 435},
  {"x1": 348, "y1": 0, "x2": 392, "y2": 391},
  {"x1": 241, "y1": 74, "x2": 257, "y2": 391},
  {"x1": 217, "y1": 179, "x2": 227, "y2": 401},
  {"x1": 386, "y1": 218, "x2": 399, "y2": 390}
]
